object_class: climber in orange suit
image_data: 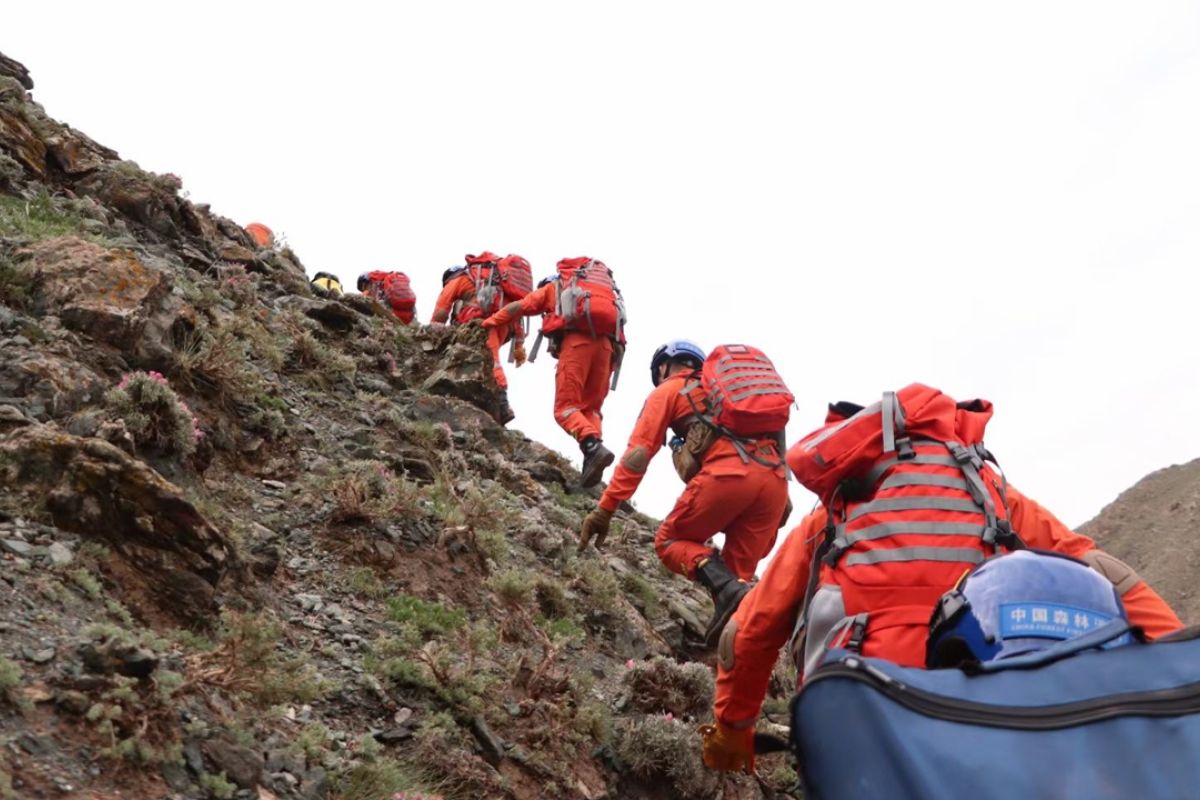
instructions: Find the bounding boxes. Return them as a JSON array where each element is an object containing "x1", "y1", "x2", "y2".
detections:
[
  {"x1": 701, "y1": 486, "x2": 1184, "y2": 773},
  {"x1": 482, "y1": 275, "x2": 617, "y2": 486},
  {"x1": 577, "y1": 340, "x2": 790, "y2": 647},
  {"x1": 433, "y1": 256, "x2": 527, "y2": 391}
]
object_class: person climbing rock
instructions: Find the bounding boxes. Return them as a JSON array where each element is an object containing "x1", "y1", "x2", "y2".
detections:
[
  {"x1": 357, "y1": 270, "x2": 417, "y2": 324},
  {"x1": 578, "y1": 341, "x2": 793, "y2": 646},
  {"x1": 481, "y1": 257, "x2": 626, "y2": 486},
  {"x1": 701, "y1": 384, "x2": 1183, "y2": 773},
  {"x1": 432, "y1": 252, "x2": 532, "y2": 396}
]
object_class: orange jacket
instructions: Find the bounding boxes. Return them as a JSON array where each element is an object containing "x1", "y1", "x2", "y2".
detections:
[
  {"x1": 486, "y1": 282, "x2": 556, "y2": 326},
  {"x1": 598, "y1": 373, "x2": 777, "y2": 513},
  {"x1": 434, "y1": 274, "x2": 524, "y2": 342},
  {"x1": 714, "y1": 487, "x2": 1183, "y2": 728}
]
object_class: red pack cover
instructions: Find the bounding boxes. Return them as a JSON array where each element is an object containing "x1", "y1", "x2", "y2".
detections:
[
  {"x1": 787, "y1": 384, "x2": 969, "y2": 503},
  {"x1": 498, "y1": 254, "x2": 532, "y2": 301},
  {"x1": 701, "y1": 345, "x2": 792, "y2": 436},
  {"x1": 381, "y1": 272, "x2": 416, "y2": 311},
  {"x1": 546, "y1": 257, "x2": 623, "y2": 338}
]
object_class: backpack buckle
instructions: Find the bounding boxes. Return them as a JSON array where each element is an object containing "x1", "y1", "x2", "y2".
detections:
[
  {"x1": 896, "y1": 436, "x2": 915, "y2": 461},
  {"x1": 846, "y1": 614, "x2": 869, "y2": 653}
]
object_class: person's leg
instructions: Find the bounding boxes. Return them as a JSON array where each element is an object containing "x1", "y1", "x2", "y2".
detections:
[
  {"x1": 719, "y1": 470, "x2": 789, "y2": 580},
  {"x1": 580, "y1": 337, "x2": 614, "y2": 440},
  {"x1": 553, "y1": 335, "x2": 601, "y2": 442},
  {"x1": 655, "y1": 473, "x2": 751, "y2": 578},
  {"x1": 486, "y1": 327, "x2": 508, "y2": 389}
]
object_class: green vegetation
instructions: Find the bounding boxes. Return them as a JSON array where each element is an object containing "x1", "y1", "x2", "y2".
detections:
[
  {"x1": 198, "y1": 772, "x2": 236, "y2": 800},
  {"x1": 348, "y1": 567, "x2": 389, "y2": 599},
  {"x1": 0, "y1": 657, "x2": 22, "y2": 703},
  {"x1": 486, "y1": 569, "x2": 535, "y2": 608},
  {"x1": 104, "y1": 370, "x2": 201, "y2": 457},
  {"x1": 614, "y1": 715, "x2": 719, "y2": 797},
  {"x1": 336, "y1": 756, "x2": 443, "y2": 800},
  {"x1": 621, "y1": 572, "x2": 661, "y2": 617},
  {"x1": 384, "y1": 595, "x2": 466, "y2": 636},
  {"x1": 0, "y1": 191, "x2": 93, "y2": 240},
  {"x1": 623, "y1": 656, "x2": 714, "y2": 718}
]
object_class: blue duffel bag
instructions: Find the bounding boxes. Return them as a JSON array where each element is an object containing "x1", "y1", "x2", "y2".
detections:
[{"x1": 790, "y1": 620, "x2": 1200, "y2": 800}]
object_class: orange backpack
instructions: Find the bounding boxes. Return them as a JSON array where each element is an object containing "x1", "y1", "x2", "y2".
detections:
[
  {"x1": 539, "y1": 258, "x2": 626, "y2": 341},
  {"x1": 786, "y1": 384, "x2": 1023, "y2": 676},
  {"x1": 497, "y1": 254, "x2": 533, "y2": 302},
  {"x1": 456, "y1": 252, "x2": 503, "y2": 323}
]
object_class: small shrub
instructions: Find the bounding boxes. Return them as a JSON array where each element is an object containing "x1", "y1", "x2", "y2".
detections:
[
  {"x1": 104, "y1": 370, "x2": 201, "y2": 456},
  {"x1": 328, "y1": 461, "x2": 421, "y2": 524},
  {"x1": 574, "y1": 701, "x2": 612, "y2": 743},
  {"x1": 486, "y1": 569, "x2": 534, "y2": 609},
  {"x1": 621, "y1": 573, "x2": 661, "y2": 617},
  {"x1": 208, "y1": 612, "x2": 336, "y2": 705},
  {"x1": 70, "y1": 568, "x2": 104, "y2": 600},
  {"x1": 0, "y1": 657, "x2": 22, "y2": 702},
  {"x1": 534, "y1": 577, "x2": 572, "y2": 620},
  {"x1": 199, "y1": 771, "x2": 236, "y2": 800},
  {"x1": 384, "y1": 596, "x2": 465, "y2": 637},
  {"x1": 613, "y1": 715, "x2": 719, "y2": 797},
  {"x1": 475, "y1": 527, "x2": 509, "y2": 565},
  {"x1": 570, "y1": 559, "x2": 620, "y2": 614},
  {"x1": 335, "y1": 756, "x2": 442, "y2": 800},
  {"x1": 348, "y1": 567, "x2": 388, "y2": 599},
  {"x1": 0, "y1": 191, "x2": 96, "y2": 240},
  {"x1": 294, "y1": 722, "x2": 331, "y2": 759},
  {"x1": 622, "y1": 656, "x2": 714, "y2": 719}
]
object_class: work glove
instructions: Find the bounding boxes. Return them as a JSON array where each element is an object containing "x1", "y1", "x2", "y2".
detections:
[
  {"x1": 513, "y1": 341, "x2": 527, "y2": 367},
  {"x1": 578, "y1": 506, "x2": 613, "y2": 553},
  {"x1": 699, "y1": 721, "x2": 756, "y2": 773}
]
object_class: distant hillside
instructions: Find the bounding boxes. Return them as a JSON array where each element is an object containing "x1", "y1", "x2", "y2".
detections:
[{"x1": 1079, "y1": 458, "x2": 1200, "y2": 624}]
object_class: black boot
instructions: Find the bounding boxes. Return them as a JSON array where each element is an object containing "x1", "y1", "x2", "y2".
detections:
[
  {"x1": 497, "y1": 391, "x2": 515, "y2": 425},
  {"x1": 579, "y1": 437, "x2": 614, "y2": 488},
  {"x1": 695, "y1": 553, "x2": 750, "y2": 648}
]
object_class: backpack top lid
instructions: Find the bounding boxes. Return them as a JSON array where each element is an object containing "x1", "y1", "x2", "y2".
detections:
[
  {"x1": 466, "y1": 252, "x2": 500, "y2": 266},
  {"x1": 927, "y1": 550, "x2": 1132, "y2": 669}
]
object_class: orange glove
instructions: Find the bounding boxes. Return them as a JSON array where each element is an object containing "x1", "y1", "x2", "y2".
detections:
[
  {"x1": 699, "y1": 722, "x2": 755, "y2": 773},
  {"x1": 513, "y1": 341, "x2": 527, "y2": 367}
]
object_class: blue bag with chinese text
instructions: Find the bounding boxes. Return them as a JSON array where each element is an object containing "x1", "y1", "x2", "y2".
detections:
[{"x1": 790, "y1": 622, "x2": 1200, "y2": 800}]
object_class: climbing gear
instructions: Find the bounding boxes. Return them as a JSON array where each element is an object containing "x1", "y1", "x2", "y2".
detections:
[
  {"x1": 696, "y1": 553, "x2": 750, "y2": 648},
  {"x1": 787, "y1": 384, "x2": 1024, "y2": 678},
  {"x1": 310, "y1": 272, "x2": 343, "y2": 296},
  {"x1": 455, "y1": 252, "x2": 505, "y2": 323},
  {"x1": 680, "y1": 344, "x2": 792, "y2": 470},
  {"x1": 497, "y1": 254, "x2": 533, "y2": 301},
  {"x1": 790, "y1": 622, "x2": 1200, "y2": 800},
  {"x1": 927, "y1": 550, "x2": 1132, "y2": 668},
  {"x1": 580, "y1": 437, "x2": 614, "y2": 489},
  {"x1": 578, "y1": 506, "x2": 614, "y2": 552},
  {"x1": 670, "y1": 420, "x2": 719, "y2": 483},
  {"x1": 512, "y1": 341, "x2": 527, "y2": 367},
  {"x1": 530, "y1": 259, "x2": 626, "y2": 375},
  {"x1": 699, "y1": 720, "x2": 756, "y2": 773},
  {"x1": 650, "y1": 340, "x2": 706, "y2": 387},
  {"x1": 245, "y1": 222, "x2": 273, "y2": 247}
]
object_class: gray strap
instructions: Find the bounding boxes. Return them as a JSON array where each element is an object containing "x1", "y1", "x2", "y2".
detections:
[
  {"x1": 715, "y1": 358, "x2": 774, "y2": 374},
  {"x1": 846, "y1": 497, "x2": 982, "y2": 522},
  {"x1": 946, "y1": 442, "x2": 998, "y2": 531},
  {"x1": 723, "y1": 376, "x2": 789, "y2": 393},
  {"x1": 881, "y1": 392, "x2": 897, "y2": 453},
  {"x1": 841, "y1": 521, "x2": 986, "y2": 547},
  {"x1": 845, "y1": 547, "x2": 986, "y2": 566},
  {"x1": 861, "y1": 453, "x2": 960, "y2": 486},
  {"x1": 878, "y1": 473, "x2": 970, "y2": 492},
  {"x1": 728, "y1": 386, "x2": 790, "y2": 403},
  {"x1": 528, "y1": 330, "x2": 545, "y2": 363}
]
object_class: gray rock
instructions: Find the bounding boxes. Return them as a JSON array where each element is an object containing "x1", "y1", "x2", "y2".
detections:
[
  {"x1": 300, "y1": 766, "x2": 329, "y2": 800},
  {"x1": 265, "y1": 748, "x2": 305, "y2": 776},
  {"x1": 295, "y1": 594, "x2": 324, "y2": 612},
  {"x1": 201, "y1": 738, "x2": 265, "y2": 790},
  {"x1": 2, "y1": 539, "x2": 33, "y2": 557},
  {"x1": 47, "y1": 542, "x2": 74, "y2": 566},
  {"x1": 261, "y1": 479, "x2": 287, "y2": 491},
  {"x1": 23, "y1": 646, "x2": 55, "y2": 664}
]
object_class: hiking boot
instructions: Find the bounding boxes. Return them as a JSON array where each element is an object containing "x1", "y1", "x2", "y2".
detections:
[
  {"x1": 579, "y1": 438, "x2": 614, "y2": 488},
  {"x1": 695, "y1": 553, "x2": 750, "y2": 648},
  {"x1": 497, "y1": 391, "x2": 515, "y2": 425}
]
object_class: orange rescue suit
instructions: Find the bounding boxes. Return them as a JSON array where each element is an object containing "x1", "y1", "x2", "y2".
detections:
[
  {"x1": 598, "y1": 373, "x2": 789, "y2": 580},
  {"x1": 713, "y1": 488, "x2": 1184, "y2": 729},
  {"x1": 434, "y1": 273, "x2": 523, "y2": 389},
  {"x1": 488, "y1": 283, "x2": 613, "y2": 441}
]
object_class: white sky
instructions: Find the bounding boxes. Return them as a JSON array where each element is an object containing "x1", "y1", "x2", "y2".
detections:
[{"x1": 7, "y1": 2, "x2": 1200, "y2": 545}]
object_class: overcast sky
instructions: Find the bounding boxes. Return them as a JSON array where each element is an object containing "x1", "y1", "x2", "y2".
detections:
[{"x1": 7, "y1": 3, "x2": 1200, "y2": 546}]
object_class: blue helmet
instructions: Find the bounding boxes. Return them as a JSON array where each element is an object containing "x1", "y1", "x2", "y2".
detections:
[
  {"x1": 927, "y1": 550, "x2": 1131, "y2": 669},
  {"x1": 442, "y1": 265, "x2": 466, "y2": 286},
  {"x1": 537, "y1": 274, "x2": 556, "y2": 289},
  {"x1": 650, "y1": 340, "x2": 706, "y2": 386}
]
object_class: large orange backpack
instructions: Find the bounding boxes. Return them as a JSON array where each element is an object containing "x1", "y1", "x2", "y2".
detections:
[
  {"x1": 539, "y1": 257, "x2": 626, "y2": 341},
  {"x1": 497, "y1": 254, "x2": 533, "y2": 302},
  {"x1": 364, "y1": 270, "x2": 416, "y2": 321},
  {"x1": 786, "y1": 384, "x2": 1023, "y2": 676}
]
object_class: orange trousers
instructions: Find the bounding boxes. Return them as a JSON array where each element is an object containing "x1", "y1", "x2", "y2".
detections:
[
  {"x1": 486, "y1": 328, "x2": 511, "y2": 390},
  {"x1": 553, "y1": 333, "x2": 613, "y2": 442},
  {"x1": 655, "y1": 461, "x2": 789, "y2": 581}
]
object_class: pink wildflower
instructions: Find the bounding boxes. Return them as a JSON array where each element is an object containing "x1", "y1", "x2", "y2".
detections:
[{"x1": 626, "y1": 659, "x2": 635, "y2": 669}]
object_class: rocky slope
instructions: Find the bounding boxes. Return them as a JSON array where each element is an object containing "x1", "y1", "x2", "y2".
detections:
[
  {"x1": 1080, "y1": 458, "x2": 1200, "y2": 625},
  {"x1": 0, "y1": 52, "x2": 798, "y2": 800}
]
